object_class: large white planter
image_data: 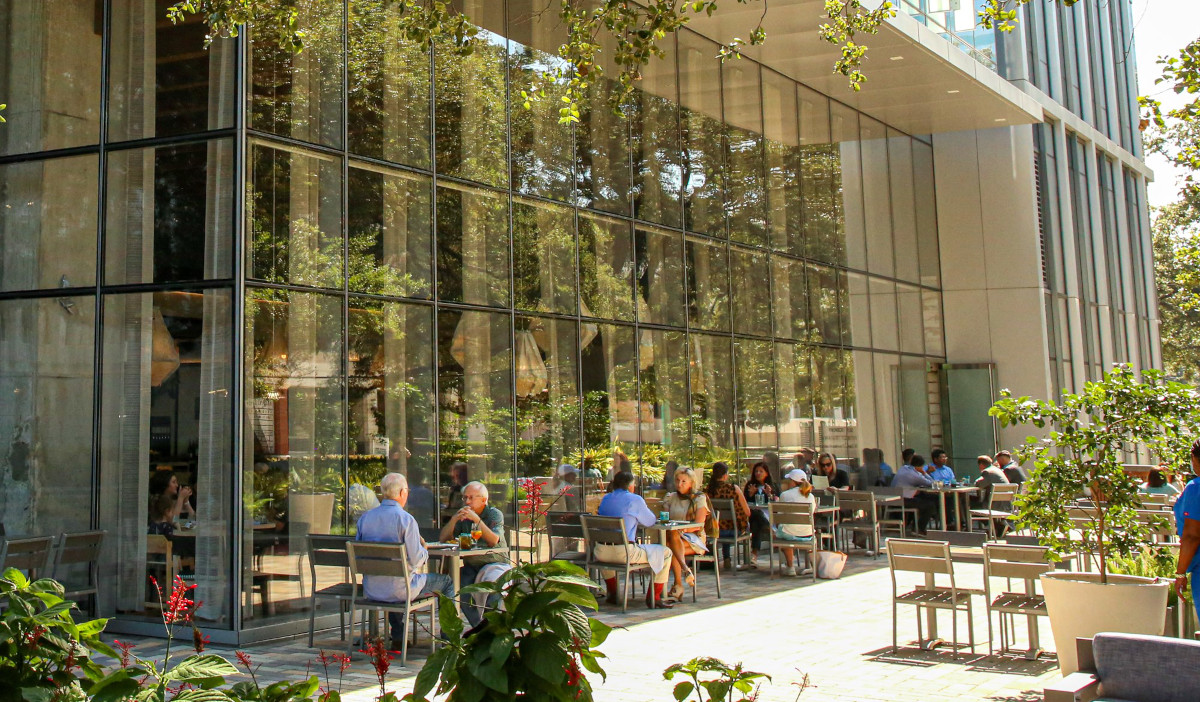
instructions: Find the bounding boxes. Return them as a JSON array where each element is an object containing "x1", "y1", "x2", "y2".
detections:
[{"x1": 1041, "y1": 571, "x2": 1169, "y2": 675}]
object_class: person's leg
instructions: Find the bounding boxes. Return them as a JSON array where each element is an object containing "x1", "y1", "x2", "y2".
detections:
[
  {"x1": 647, "y1": 548, "x2": 674, "y2": 608},
  {"x1": 718, "y1": 529, "x2": 735, "y2": 563},
  {"x1": 665, "y1": 531, "x2": 687, "y2": 591},
  {"x1": 748, "y1": 510, "x2": 769, "y2": 564},
  {"x1": 388, "y1": 611, "x2": 406, "y2": 648},
  {"x1": 457, "y1": 564, "x2": 481, "y2": 626}
]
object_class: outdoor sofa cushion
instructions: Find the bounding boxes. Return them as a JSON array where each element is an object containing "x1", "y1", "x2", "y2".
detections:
[{"x1": 1093, "y1": 632, "x2": 1200, "y2": 702}]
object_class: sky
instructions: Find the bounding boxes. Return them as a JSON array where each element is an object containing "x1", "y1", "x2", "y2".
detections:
[{"x1": 1130, "y1": 0, "x2": 1199, "y2": 207}]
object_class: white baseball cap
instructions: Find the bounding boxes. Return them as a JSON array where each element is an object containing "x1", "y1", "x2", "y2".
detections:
[
  {"x1": 557, "y1": 463, "x2": 578, "y2": 476},
  {"x1": 784, "y1": 468, "x2": 808, "y2": 482}
]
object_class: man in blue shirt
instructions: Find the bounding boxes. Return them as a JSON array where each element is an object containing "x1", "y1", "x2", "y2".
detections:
[
  {"x1": 356, "y1": 473, "x2": 455, "y2": 650},
  {"x1": 893, "y1": 454, "x2": 936, "y2": 535},
  {"x1": 929, "y1": 449, "x2": 955, "y2": 484},
  {"x1": 596, "y1": 471, "x2": 674, "y2": 608},
  {"x1": 1174, "y1": 443, "x2": 1200, "y2": 625}
]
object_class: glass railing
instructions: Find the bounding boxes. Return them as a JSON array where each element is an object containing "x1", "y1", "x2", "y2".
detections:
[{"x1": 894, "y1": 0, "x2": 998, "y2": 72}]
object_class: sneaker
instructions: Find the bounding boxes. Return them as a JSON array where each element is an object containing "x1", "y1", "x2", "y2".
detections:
[
  {"x1": 798, "y1": 567, "x2": 813, "y2": 577},
  {"x1": 784, "y1": 565, "x2": 796, "y2": 577}
]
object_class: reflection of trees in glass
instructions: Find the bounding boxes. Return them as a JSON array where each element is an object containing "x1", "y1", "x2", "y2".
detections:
[
  {"x1": 631, "y1": 56, "x2": 682, "y2": 229},
  {"x1": 730, "y1": 246, "x2": 771, "y2": 337},
  {"x1": 434, "y1": 26, "x2": 508, "y2": 188},
  {"x1": 579, "y1": 214, "x2": 636, "y2": 322},
  {"x1": 727, "y1": 123, "x2": 768, "y2": 246},
  {"x1": 685, "y1": 237, "x2": 730, "y2": 332},
  {"x1": 347, "y1": 0, "x2": 431, "y2": 168},
  {"x1": 576, "y1": 71, "x2": 632, "y2": 215},
  {"x1": 514, "y1": 317, "x2": 581, "y2": 477},
  {"x1": 735, "y1": 338, "x2": 777, "y2": 454},
  {"x1": 435, "y1": 186, "x2": 510, "y2": 307},
  {"x1": 509, "y1": 20, "x2": 574, "y2": 201},
  {"x1": 807, "y1": 264, "x2": 842, "y2": 345},
  {"x1": 249, "y1": 0, "x2": 344, "y2": 146},
  {"x1": 636, "y1": 227, "x2": 686, "y2": 327},
  {"x1": 347, "y1": 166, "x2": 432, "y2": 298},
  {"x1": 802, "y1": 144, "x2": 846, "y2": 266},
  {"x1": 513, "y1": 200, "x2": 577, "y2": 314}
]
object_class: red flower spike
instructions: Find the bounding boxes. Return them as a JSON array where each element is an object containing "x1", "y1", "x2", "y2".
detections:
[
  {"x1": 114, "y1": 640, "x2": 136, "y2": 668},
  {"x1": 235, "y1": 650, "x2": 253, "y2": 670}
]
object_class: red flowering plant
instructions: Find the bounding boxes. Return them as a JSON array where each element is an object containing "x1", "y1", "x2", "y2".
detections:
[
  {"x1": 516, "y1": 477, "x2": 554, "y2": 562},
  {"x1": 404, "y1": 560, "x2": 610, "y2": 702},
  {"x1": 0, "y1": 567, "x2": 115, "y2": 702},
  {"x1": 83, "y1": 575, "x2": 243, "y2": 702}
]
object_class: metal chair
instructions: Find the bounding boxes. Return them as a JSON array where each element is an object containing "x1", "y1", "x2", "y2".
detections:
[
  {"x1": 969, "y1": 483, "x2": 1018, "y2": 538},
  {"x1": 345, "y1": 541, "x2": 440, "y2": 667},
  {"x1": 709, "y1": 498, "x2": 754, "y2": 569},
  {"x1": 886, "y1": 538, "x2": 980, "y2": 654},
  {"x1": 145, "y1": 535, "x2": 178, "y2": 610},
  {"x1": 767, "y1": 502, "x2": 818, "y2": 582},
  {"x1": 546, "y1": 511, "x2": 587, "y2": 566},
  {"x1": 684, "y1": 509, "x2": 722, "y2": 602},
  {"x1": 815, "y1": 490, "x2": 840, "y2": 550},
  {"x1": 871, "y1": 486, "x2": 914, "y2": 537},
  {"x1": 305, "y1": 535, "x2": 358, "y2": 647},
  {"x1": 838, "y1": 491, "x2": 882, "y2": 558},
  {"x1": 0, "y1": 535, "x2": 56, "y2": 579},
  {"x1": 52, "y1": 530, "x2": 105, "y2": 614},
  {"x1": 580, "y1": 515, "x2": 651, "y2": 612},
  {"x1": 982, "y1": 543, "x2": 1055, "y2": 657}
]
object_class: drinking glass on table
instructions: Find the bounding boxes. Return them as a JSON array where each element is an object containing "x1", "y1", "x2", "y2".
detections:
[{"x1": 470, "y1": 527, "x2": 483, "y2": 544}]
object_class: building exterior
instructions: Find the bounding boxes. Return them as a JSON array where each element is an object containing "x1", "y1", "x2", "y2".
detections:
[{"x1": 0, "y1": 0, "x2": 1155, "y2": 640}]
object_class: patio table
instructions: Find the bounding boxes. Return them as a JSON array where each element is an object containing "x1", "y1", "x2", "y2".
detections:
[
  {"x1": 426, "y1": 544, "x2": 509, "y2": 614},
  {"x1": 917, "y1": 486, "x2": 979, "y2": 532}
]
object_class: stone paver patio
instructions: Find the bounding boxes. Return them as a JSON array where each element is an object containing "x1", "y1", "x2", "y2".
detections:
[{"x1": 104, "y1": 556, "x2": 1061, "y2": 701}]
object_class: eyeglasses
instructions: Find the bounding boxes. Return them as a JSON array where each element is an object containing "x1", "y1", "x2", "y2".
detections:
[{"x1": 819, "y1": 462, "x2": 833, "y2": 468}]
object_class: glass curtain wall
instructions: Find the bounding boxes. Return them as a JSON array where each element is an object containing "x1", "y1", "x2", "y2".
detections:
[{"x1": 0, "y1": 0, "x2": 947, "y2": 636}]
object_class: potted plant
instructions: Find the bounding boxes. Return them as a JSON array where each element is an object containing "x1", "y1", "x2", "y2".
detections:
[{"x1": 990, "y1": 365, "x2": 1200, "y2": 675}]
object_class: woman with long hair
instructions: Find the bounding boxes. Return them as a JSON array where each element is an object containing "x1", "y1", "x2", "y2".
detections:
[
  {"x1": 662, "y1": 466, "x2": 710, "y2": 601},
  {"x1": 741, "y1": 461, "x2": 777, "y2": 569},
  {"x1": 704, "y1": 462, "x2": 750, "y2": 570}
]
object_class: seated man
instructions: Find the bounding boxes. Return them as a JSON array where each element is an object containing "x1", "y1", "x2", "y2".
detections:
[
  {"x1": 596, "y1": 471, "x2": 674, "y2": 609},
  {"x1": 439, "y1": 481, "x2": 506, "y2": 625},
  {"x1": 892, "y1": 454, "x2": 937, "y2": 535},
  {"x1": 356, "y1": 473, "x2": 455, "y2": 650}
]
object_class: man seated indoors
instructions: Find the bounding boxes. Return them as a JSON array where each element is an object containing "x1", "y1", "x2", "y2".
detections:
[{"x1": 356, "y1": 473, "x2": 455, "y2": 650}]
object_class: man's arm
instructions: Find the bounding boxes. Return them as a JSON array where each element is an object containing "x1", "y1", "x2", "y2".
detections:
[
  {"x1": 1178, "y1": 518, "x2": 1200, "y2": 598},
  {"x1": 438, "y1": 511, "x2": 460, "y2": 543},
  {"x1": 633, "y1": 497, "x2": 657, "y2": 527},
  {"x1": 474, "y1": 508, "x2": 502, "y2": 547},
  {"x1": 402, "y1": 514, "x2": 428, "y2": 574}
]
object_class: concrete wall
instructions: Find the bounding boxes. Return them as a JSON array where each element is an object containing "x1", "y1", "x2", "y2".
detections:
[{"x1": 933, "y1": 125, "x2": 1053, "y2": 450}]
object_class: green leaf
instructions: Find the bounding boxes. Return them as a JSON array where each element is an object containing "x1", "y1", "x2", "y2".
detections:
[
  {"x1": 83, "y1": 670, "x2": 142, "y2": 702},
  {"x1": 408, "y1": 646, "x2": 450, "y2": 700},
  {"x1": 673, "y1": 681, "x2": 695, "y2": 701},
  {"x1": 172, "y1": 690, "x2": 233, "y2": 702},
  {"x1": 518, "y1": 634, "x2": 568, "y2": 684},
  {"x1": 437, "y1": 594, "x2": 463, "y2": 640},
  {"x1": 162, "y1": 653, "x2": 238, "y2": 685}
]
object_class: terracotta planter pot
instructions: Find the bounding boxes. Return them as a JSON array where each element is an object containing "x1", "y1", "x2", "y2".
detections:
[{"x1": 1041, "y1": 571, "x2": 1169, "y2": 675}]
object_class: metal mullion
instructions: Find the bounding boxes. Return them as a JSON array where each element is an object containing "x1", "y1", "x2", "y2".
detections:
[
  {"x1": 90, "y1": 0, "x2": 112, "y2": 536},
  {"x1": 101, "y1": 128, "x2": 240, "y2": 155},
  {"x1": 502, "y1": 9, "x2": 521, "y2": 545},
  {"x1": 0, "y1": 144, "x2": 100, "y2": 167},
  {"x1": 231, "y1": 22, "x2": 249, "y2": 635},
  {"x1": 428, "y1": 36, "x2": 442, "y2": 517},
  {"x1": 340, "y1": 0, "x2": 350, "y2": 535}
]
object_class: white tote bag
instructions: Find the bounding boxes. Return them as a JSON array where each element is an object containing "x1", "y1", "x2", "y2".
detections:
[{"x1": 816, "y1": 551, "x2": 848, "y2": 579}]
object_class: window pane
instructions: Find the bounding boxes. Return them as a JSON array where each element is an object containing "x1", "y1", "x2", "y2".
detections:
[
  {"x1": 724, "y1": 61, "x2": 766, "y2": 247},
  {"x1": 636, "y1": 227, "x2": 685, "y2": 328},
  {"x1": 508, "y1": 0, "x2": 574, "y2": 200},
  {"x1": 247, "y1": 142, "x2": 343, "y2": 289},
  {"x1": 829, "y1": 101, "x2": 860, "y2": 269},
  {"x1": 845, "y1": 271, "x2": 871, "y2": 348},
  {"x1": 433, "y1": 0, "x2": 508, "y2": 188},
  {"x1": 686, "y1": 236, "x2": 730, "y2": 333},
  {"x1": 108, "y1": 2, "x2": 235, "y2": 141},
  {"x1": 0, "y1": 0, "x2": 100, "y2": 155},
  {"x1": 249, "y1": 0, "x2": 344, "y2": 147},
  {"x1": 435, "y1": 184, "x2": 510, "y2": 307},
  {"x1": 515, "y1": 316, "x2": 580, "y2": 482},
  {"x1": 107, "y1": 140, "x2": 235, "y2": 285},
  {"x1": 808, "y1": 264, "x2": 841, "y2": 345},
  {"x1": 439, "y1": 309, "x2": 513, "y2": 513},
  {"x1": 0, "y1": 155, "x2": 97, "y2": 292},
  {"x1": 869, "y1": 277, "x2": 899, "y2": 351},
  {"x1": 679, "y1": 32, "x2": 725, "y2": 237},
  {"x1": 775, "y1": 342, "x2": 814, "y2": 453},
  {"x1": 812, "y1": 347, "x2": 852, "y2": 458},
  {"x1": 922, "y1": 290, "x2": 945, "y2": 357},
  {"x1": 580, "y1": 323, "x2": 638, "y2": 486},
  {"x1": 804, "y1": 90, "x2": 842, "y2": 265},
  {"x1": 689, "y1": 333, "x2": 734, "y2": 464},
  {"x1": 347, "y1": 163, "x2": 432, "y2": 298},
  {"x1": 347, "y1": 0, "x2": 432, "y2": 168},
  {"x1": 579, "y1": 213, "x2": 635, "y2": 322},
  {"x1": 638, "y1": 328, "x2": 689, "y2": 483},
  {"x1": 764, "y1": 71, "x2": 800, "y2": 255},
  {"x1": 513, "y1": 199, "x2": 577, "y2": 315},
  {"x1": 897, "y1": 283, "x2": 925, "y2": 355},
  {"x1": 575, "y1": 31, "x2": 631, "y2": 216},
  {"x1": 730, "y1": 246, "x2": 770, "y2": 337},
  {"x1": 100, "y1": 289, "x2": 232, "y2": 625},
  {"x1": 888, "y1": 130, "x2": 920, "y2": 283},
  {"x1": 735, "y1": 338, "x2": 777, "y2": 459},
  {"x1": 631, "y1": 38, "x2": 681, "y2": 228},
  {"x1": 244, "y1": 288, "x2": 343, "y2": 625},
  {"x1": 913, "y1": 141, "x2": 941, "y2": 287},
  {"x1": 0, "y1": 296, "x2": 95, "y2": 537},
  {"x1": 860, "y1": 117, "x2": 894, "y2": 277},
  {"x1": 771, "y1": 256, "x2": 809, "y2": 341},
  {"x1": 347, "y1": 298, "x2": 436, "y2": 527}
]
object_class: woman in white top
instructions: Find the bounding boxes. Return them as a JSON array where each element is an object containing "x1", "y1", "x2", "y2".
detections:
[
  {"x1": 775, "y1": 469, "x2": 816, "y2": 577},
  {"x1": 662, "y1": 466, "x2": 710, "y2": 601}
]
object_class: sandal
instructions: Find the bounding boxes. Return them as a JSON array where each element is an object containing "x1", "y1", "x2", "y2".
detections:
[
  {"x1": 683, "y1": 568, "x2": 696, "y2": 589},
  {"x1": 668, "y1": 584, "x2": 685, "y2": 601}
]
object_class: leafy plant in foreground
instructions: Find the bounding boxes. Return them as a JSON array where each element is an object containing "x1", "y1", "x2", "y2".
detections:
[{"x1": 663, "y1": 657, "x2": 771, "y2": 702}]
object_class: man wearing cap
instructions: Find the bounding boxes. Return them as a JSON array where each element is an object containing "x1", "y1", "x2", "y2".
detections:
[
  {"x1": 892, "y1": 454, "x2": 937, "y2": 535},
  {"x1": 996, "y1": 450, "x2": 1027, "y2": 485}
]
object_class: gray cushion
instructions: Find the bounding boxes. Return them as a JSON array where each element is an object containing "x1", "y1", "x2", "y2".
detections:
[{"x1": 1093, "y1": 632, "x2": 1200, "y2": 702}]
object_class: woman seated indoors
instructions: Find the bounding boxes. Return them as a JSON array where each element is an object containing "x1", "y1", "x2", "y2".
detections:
[
  {"x1": 775, "y1": 469, "x2": 816, "y2": 577},
  {"x1": 149, "y1": 471, "x2": 194, "y2": 525},
  {"x1": 662, "y1": 466, "x2": 711, "y2": 602},
  {"x1": 703, "y1": 462, "x2": 750, "y2": 570}
]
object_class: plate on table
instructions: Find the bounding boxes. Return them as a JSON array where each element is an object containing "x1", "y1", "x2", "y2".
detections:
[
  {"x1": 665, "y1": 520, "x2": 691, "y2": 526},
  {"x1": 426, "y1": 542, "x2": 458, "y2": 549}
]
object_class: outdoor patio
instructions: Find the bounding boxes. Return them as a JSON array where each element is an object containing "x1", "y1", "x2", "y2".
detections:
[{"x1": 103, "y1": 557, "x2": 1062, "y2": 702}]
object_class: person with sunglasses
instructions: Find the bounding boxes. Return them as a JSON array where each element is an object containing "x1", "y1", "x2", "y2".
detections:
[{"x1": 814, "y1": 452, "x2": 851, "y2": 490}]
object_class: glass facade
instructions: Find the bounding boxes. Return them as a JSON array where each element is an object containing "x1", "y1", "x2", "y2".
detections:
[{"x1": 0, "y1": 0, "x2": 944, "y2": 639}]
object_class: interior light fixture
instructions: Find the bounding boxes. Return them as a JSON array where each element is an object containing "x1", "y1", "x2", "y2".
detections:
[
  {"x1": 946, "y1": 89, "x2": 961, "y2": 94},
  {"x1": 889, "y1": 55, "x2": 904, "y2": 61},
  {"x1": 994, "y1": 118, "x2": 1007, "y2": 122}
]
